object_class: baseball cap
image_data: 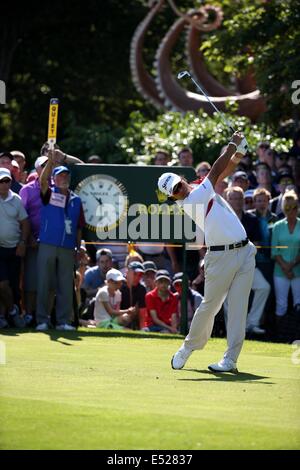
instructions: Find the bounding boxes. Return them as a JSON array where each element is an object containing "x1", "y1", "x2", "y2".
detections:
[
  {"x1": 11, "y1": 160, "x2": 20, "y2": 169},
  {"x1": 158, "y1": 172, "x2": 181, "y2": 196},
  {"x1": 232, "y1": 171, "x2": 248, "y2": 181},
  {"x1": 0, "y1": 168, "x2": 12, "y2": 181},
  {"x1": 127, "y1": 261, "x2": 145, "y2": 273},
  {"x1": 277, "y1": 170, "x2": 294, "y2": 184},
  {"x1": 106, "y1": 268, "x2": 125, "y2": 282},
  {"x1": 0, "y1": 151, "x2": 14, "y2": 161},
  {"x1": 172, "y1": 272, "x2": 184, "y2": 284},
  {"x1": 143, "y1": 261, "x2": 157, "y2": 273},
  {"x1": 155, "y1": 269, "x2": 171, "y2": 282},
  {"x1": 52, "y1": 165, "x2": 70, "y2": 177},
  {"x1": 34, "y1": 156, "x2": 48, "y2": 170},
  {"x1": 11, "y1": 151, "x2": 26, "y2": 160},
  {"x1": 244, "y1": 189, "x2": 254, "y2": 199},
  {"x1": 96, "y1": 248, "x2": 113, "y2": 260}
]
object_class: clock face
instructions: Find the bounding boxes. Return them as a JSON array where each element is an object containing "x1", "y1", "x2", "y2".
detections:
[{"x1": 75, "y1": 174, "x2": 128, "y2": 232}]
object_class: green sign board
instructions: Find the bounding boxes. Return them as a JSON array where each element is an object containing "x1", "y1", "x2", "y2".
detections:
[{"x1": 71, "y1": 164, "x2": 197, "y2": 245}]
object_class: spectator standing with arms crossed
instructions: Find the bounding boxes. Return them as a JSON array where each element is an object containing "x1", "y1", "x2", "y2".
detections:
[{"x1": 158, "y1": 131, "x2": 256, "y2": 373}]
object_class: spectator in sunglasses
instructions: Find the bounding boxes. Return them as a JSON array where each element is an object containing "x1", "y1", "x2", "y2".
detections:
[
  {"x1": 195, "y1": 161, "x2": 211, "y2": 178},
  {"x1": 271, "y1": 190, "x2": 300, "y2": 322}
]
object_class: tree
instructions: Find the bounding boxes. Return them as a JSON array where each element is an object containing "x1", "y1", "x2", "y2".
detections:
[
  {"x1": 0, "y1": 0, "x2": 299, "y2": 164},
  {"x1": 200, "y1": 0, "x2": 300, "y2": 126},
  {"x1": 119, "y1": 109, "x2": 292, "y2": 166},
  {"x1": 0, "y1": 0, "x2": 151, "y2": 161}
]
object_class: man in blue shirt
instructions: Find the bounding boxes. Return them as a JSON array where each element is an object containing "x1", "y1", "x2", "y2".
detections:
[
  {"x1": 81, "y1": 248, "x2": 113, "y2": 301},
  {"x1": 36, "y1": 153, "x2": 85, "y2": 331}
]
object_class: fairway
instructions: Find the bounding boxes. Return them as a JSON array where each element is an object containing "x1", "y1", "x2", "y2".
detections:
[{"x1": 0, "y1": 329, "x2": 299, "y2": 450}]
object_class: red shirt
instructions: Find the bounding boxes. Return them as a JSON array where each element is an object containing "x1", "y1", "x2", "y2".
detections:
[{"x1": 145, "y1": 288, "x2": 178, "y2": 327}]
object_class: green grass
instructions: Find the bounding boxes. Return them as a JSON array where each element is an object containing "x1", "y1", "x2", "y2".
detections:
[{"x1": 0, "y1": 329, "x2": 299, "y2": 450}]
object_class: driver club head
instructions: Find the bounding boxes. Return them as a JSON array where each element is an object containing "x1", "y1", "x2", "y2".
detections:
[{"x1": 177, "y1": 71, "x2": 191, "y2": 80}]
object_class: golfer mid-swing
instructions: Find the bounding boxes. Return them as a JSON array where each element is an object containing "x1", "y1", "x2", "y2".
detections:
[{"x1": 158, "y1": 131, "x2": 256, "y2": 373}]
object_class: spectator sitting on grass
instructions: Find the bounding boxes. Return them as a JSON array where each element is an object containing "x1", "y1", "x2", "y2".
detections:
[
  {"x1": 81, "y1": 248, "x2": 113, "y2": 301},
  {"x1": 85, "y1": 268, "x2": 136, "y2": 329},
  {"x1": 143, "y1": 270, "x2": 178, "y2": 333},
  {"x1": 122, "y1": 248, "x2": 144, "y2": 275},
  {"x1": 142, "y1": 261, "x2": 157, "y2": 292},
  {"x1": 120, "y1": 261, "x2": 146, "y2": 329}
]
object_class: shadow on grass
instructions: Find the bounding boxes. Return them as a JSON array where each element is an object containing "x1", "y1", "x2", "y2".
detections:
[
  {"x1": 0, "y1": 327, "x2": 183, "y2": 344},
  {"x1": 178, "y1": 369, "x2": 274, "y2": 384}
]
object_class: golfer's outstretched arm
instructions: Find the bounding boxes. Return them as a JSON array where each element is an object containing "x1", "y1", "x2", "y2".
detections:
[
  {"x1": 207, "y1": 132, "x2": 244, "y2": 187},
  {"x1": 216, "y1": 158, "x2": 242, "y2": 183}
]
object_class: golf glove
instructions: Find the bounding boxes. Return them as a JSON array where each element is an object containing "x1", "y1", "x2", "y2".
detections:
[{"x1": 236, "y1": 137, "x2": 248, "y2": 156}]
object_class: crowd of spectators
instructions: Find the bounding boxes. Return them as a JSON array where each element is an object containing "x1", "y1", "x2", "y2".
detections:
[{"x1": 0, "y1": 131, "x2": 299, "y2": 342}]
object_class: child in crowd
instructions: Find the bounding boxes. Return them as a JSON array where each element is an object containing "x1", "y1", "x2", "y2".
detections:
[{"x1": 79, "y1": 268, "x2": 136, "y2": 328}]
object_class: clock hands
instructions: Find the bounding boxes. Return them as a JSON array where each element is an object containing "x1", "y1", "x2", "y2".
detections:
[{"x1": 92, "y1": 194, "x2": 103, "y2": 205}]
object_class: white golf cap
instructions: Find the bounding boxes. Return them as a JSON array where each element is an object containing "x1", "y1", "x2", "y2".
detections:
[
  {"x1": 11, "y1": 160, "x2": 20, "y2": 169},
  {"x1": 34, "y1": 156, "x2": 48, "y2": 170},
  {"x1": 157, "y1": 172, "x2": 181, "y2": 196},
  {"x1": 0, "y1": 168, "x2": 12, "y2": 181},
  {"x1": 106, "y1": 268, "x2": 125, "y2": 282}
]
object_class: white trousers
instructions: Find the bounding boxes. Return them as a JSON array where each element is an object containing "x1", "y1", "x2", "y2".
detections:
[
  {"x1": 273, "y1": 275, "x2": 300, "y2": 316},
  {"x1": 184, "y1": 242, "x2": 256, "y2": 363},
  {"x1": 223, "y1": 268, "x2": 270, "y2": 330}
]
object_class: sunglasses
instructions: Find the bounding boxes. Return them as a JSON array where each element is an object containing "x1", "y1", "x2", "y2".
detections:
[
  {"x1": 198, "y1": 168, "x2": 210, "y2": 173},
  {"x1": 284, "y1": 204, "x2": 298, "y2": 211},
  {"x1": 0, "y1": 178, "x2": 11, "y2": 184},
  {"x1": 172, "y1": 181, "x2": 183, "y2": 195}
]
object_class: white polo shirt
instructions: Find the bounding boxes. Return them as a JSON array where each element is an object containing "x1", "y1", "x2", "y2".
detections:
[
  {"x1": 94, "y1": 285, "x2": 122, "y2": 324},
  {"x1": 0, "y1": 190, "x2": 28, "y2": 248},
  {"x1": 176, "y1": 178, "x2": 246, "y2": 246}
]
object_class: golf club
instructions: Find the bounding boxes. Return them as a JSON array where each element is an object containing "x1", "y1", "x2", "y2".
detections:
[{"x1": 177, "y1": 70, "x2": 236, "y2": 133}]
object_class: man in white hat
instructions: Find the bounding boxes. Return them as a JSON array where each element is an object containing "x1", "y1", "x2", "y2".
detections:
[{"x1": 157, "y1": 131, "x2": 256, "y2": 373}]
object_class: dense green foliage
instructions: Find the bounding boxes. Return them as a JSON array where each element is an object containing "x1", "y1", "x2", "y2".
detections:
[
  {"x1": 119, "y1": 110, "x2": 292, "y2": 165},
  {"x1": 200, "y1": 0, "x2": 300, "y2": 125},
  {"x1": 0, "y1": 0, "x2": 298, "y2": 165},
  {"x1": 0, "y1": 1, "x2": 150, "y2": 162}
]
